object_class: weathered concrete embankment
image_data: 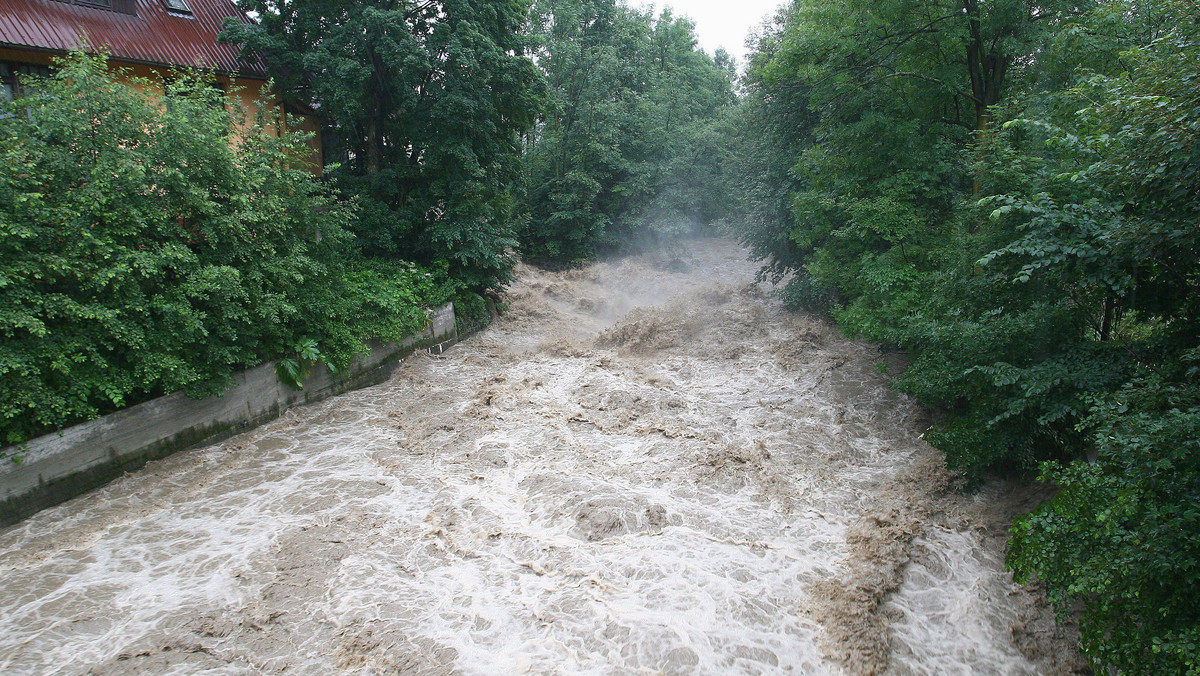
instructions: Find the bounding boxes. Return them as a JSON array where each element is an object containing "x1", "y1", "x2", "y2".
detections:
[{"x1": 0, "y1": 304, "x2": 458, "y2": 527}]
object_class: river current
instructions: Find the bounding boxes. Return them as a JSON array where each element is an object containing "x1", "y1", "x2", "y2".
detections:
[{"x1": 0, "y1": 239, "x2": 1084, "y2": 674}]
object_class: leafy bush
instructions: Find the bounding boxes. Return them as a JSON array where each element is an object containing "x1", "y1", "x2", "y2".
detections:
[
  {"x1": 1004, "y1": 18, "x2": 1200, "y2": 672},
  {"x1": 738, "y1": 1, "x2": 1200, "y2": 669},
  {"x1": 1010, "y1": 381, "x2": 1200, "y2": 674},
  {"x1": 0, "y1": 53, "x2": 448, "y2": 445},
  {"x1": 223, "y1": 0, "x2": 541, "y2": 295}
]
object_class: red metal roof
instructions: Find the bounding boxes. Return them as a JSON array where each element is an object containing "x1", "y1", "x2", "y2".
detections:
[{"x1": 0, "y1": 0, "x2": 266, "y2": 78}]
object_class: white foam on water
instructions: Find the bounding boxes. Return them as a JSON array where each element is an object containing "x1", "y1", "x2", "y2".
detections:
[{"x1": 0, "y1": 239, "x2": 1075, "y2": 674}]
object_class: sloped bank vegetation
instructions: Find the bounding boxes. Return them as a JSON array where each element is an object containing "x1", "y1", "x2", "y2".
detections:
[
  {"x1": 2, "y1": 0, "x2": 737, "y2": 445},
  {"x1": 3, "y1": 0, "x2": 1197, "y2": 671},
  {"x1": 0, "y1": 54, "x2": 453, "y2": 448},
  {"x1": 734, "y1": 0, "x2": 1199, "y2": 671}
]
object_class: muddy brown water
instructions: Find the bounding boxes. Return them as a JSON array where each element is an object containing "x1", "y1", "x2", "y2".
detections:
[{"x1": 0, "y1": 239, "x2": 1084, "y2": 675}]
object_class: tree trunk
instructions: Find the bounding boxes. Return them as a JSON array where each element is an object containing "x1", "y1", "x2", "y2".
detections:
[
  {"x1": 962, "y1": 0, "x2": 1008, "y2": 133},
  {"x1": 963, "y1": 0, "x2": 1010, "y2": 199},
  {"x1": 1100, "y1": 296, "x2": 1115, "y2": 342},
  {"x1": 367, "y1": 112, "x2": 381, "y2": 175},
  {"x1": 366, "y1": 45, "x2": 384, "y2": 175}
]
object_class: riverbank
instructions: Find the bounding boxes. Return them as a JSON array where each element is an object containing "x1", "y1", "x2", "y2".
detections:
[
  {"x1": 0, "y1": 240, "x2": 1081, "y2": 673},
  {"x1": 0, "y1": 305, "x2": 458, "y2": 527}
]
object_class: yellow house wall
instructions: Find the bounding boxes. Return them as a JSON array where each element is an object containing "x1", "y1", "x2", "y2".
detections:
[{"x1": 0, "y1": 47, "x2": 323, "y2": 175}]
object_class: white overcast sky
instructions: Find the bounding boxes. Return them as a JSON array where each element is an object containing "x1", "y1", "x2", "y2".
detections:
[{"x1": 634, "y1": 0, "x2": 786, "y2": 67}]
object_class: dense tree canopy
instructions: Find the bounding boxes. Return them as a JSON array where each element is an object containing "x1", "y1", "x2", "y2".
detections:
[
  {"x1": 519, "y1": 0, "x2": 737, "y2": 262},
  {"x1": 0, "y1": 54, "x2": 447, "y2": 446},
  {"x1": 737, "y1": 0, "x2": 1200, "y2": 670},
  {"x1": 223, "y1": 0, "x2": 545, "y2": 293},
  {"x1": 5, "y1": 1, "x2": 1196, "y2": 670},
  {"x1": 222, "y1": 0, "x2": 740, "y2": 270}
]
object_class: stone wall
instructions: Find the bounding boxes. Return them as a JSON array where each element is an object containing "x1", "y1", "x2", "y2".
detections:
[{"x1": 0, "y1": 304, "x2": 457, "y2": 527}]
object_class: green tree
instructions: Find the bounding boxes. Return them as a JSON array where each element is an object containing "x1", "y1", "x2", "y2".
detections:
[
  {"x1": 734, "y1": 5, "x2": 818, "y2": 287},
  {"x1": 1003, "y1": 8, "x2": 1200, "y2": 670},
  {"x1": 0, "y1": 54, "x2": 444, "y2": 446},
  {"x1": 520, "y1": 0, "x2": 737, "y2": 262},
  {"x1": 734, "y1": 0, "x2": 1111, "y2": 472},
  {"x1": 222, "y1": 0, "x2": 545, "y2": 293},
  {"x1": 739, "y1": 0, "x2": 1200, "y2": 669}
]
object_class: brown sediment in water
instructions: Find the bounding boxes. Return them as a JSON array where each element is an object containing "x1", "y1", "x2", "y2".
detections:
[
  {"x1": 0, "y1": 239, "x2": 1082, "y2": 675},
  {"x1": 809, "y1": 453, "x2": 955, "y2": 675}
]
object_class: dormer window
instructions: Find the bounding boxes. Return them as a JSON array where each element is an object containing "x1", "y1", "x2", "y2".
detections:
[{"x1": 162, "y1": 0, "x2": 193, "y2": 14}]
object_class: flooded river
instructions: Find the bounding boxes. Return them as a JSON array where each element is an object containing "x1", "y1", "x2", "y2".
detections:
[{"x1": 0, "y1": 239, "x2": 1083, "y2": 674}]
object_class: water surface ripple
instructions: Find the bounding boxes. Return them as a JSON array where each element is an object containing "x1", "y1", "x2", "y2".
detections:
[{"x1": 0, "y1": 239, "x2": 1081, "y2": 674}]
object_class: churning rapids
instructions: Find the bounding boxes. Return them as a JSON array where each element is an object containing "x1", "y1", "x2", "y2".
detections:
[{"x1": 0, "y1": 239, "x2": 1084, "y2": 675}]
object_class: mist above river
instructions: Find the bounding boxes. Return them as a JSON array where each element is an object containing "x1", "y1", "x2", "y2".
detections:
[{"x1": 0, "y1": 238, "x2": 1082, "y2": 674}]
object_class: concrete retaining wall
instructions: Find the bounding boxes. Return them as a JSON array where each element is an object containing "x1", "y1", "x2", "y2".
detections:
[{"x1": 0, "y1": 303, "x2": 457, "y2": 527}]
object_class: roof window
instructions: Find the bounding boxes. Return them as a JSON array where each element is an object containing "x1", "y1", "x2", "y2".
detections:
[{"x1": 162, "y1": 0, "x2": 193, "y2": 14}]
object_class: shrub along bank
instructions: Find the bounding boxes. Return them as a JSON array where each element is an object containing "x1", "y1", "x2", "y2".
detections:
[
  {"x1": 0, "y1": 54, "x2": 453, "y2": 448},
  {"x1": 735, "y1": 0, "x2": 1199, "y2": 671}
]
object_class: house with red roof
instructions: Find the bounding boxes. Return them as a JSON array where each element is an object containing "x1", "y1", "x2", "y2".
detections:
[{"x1": 0, "y1": 0, "x2": 322, "y2": 172}]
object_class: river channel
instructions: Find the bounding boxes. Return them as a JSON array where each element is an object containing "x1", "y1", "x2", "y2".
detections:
[{"x1": 0, "y1": 239, "x2": 1083, "y2": 674}]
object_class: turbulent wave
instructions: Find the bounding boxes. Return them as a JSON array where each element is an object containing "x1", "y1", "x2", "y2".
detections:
[{"x1": 0, "y1": 239, "x2": 1081, "y2": 674}]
